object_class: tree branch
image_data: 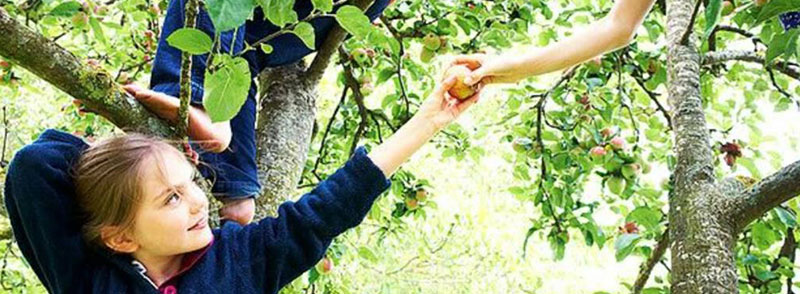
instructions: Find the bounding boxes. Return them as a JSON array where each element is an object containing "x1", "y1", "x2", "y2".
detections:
[
  {"x1": 633, "y1": 229, "x2": 671, "y2": 294},
  {"x1": 703, "y1": 50, "x2": 800, "y2": 80},
  {"x1": 734, "y1": 159, "x2": 800, "y2": 229},
  {"x1": 178, "y1": 0, "x2": 199, "y2": 138},
  {"x1": 339, "y1": 47, "x2": 369, "y2": 156},
  {"x1": 0, "y1": 8, "x2": 176, "y2": 137},
  {"x1": 305, "y1": 0, "x2": 374, "y2": 83}
]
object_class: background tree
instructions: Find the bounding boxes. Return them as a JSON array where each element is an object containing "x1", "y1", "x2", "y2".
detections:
[{"x1": 2, "y1": 0, "x2": 800, "y2": 293}]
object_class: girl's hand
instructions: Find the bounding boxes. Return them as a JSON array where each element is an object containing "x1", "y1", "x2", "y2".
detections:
[
  {"x1": 415, "y1": 76, "x2": 482, "y2": 131},
  {"x1": 449, "y1": 54, "x2": 527, "y2": 86}
]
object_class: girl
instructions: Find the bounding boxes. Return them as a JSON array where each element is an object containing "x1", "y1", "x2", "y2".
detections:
[
  {"x1": 142, "y1": 0, "x2": 392, "y2": 226},
  {"x1": 5, "y1": 75, "x2": 479, "y2": 293}
]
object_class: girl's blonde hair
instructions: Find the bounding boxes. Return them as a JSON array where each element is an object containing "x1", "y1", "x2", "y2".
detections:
[{"x1": 73, "y1": 134, "x2": 185, "y2": 250}]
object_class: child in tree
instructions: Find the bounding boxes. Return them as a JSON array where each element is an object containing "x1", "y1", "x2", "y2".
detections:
[
  {"x1": 3, "y1": 0, "x2": 477, "y2": 293},
  {"x1": 128, "y1": 0, "x2": 390, "y2": 226}
]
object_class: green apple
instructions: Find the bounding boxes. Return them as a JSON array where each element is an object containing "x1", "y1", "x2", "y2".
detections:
[{"x1": 423, "y1": 33, "x2": 441, "y2": 51}]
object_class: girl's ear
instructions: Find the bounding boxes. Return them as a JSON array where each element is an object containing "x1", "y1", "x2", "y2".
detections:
[{"x1": 100, "y1": 226, "x2": 139, "y2": 253}]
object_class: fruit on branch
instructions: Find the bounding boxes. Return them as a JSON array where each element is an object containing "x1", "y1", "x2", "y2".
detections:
[
  {"x1": 618, "y1": 222, "x2": 639, "y2": 234},
  {"x1": 443, "y1": 65, "x2": 478, "y2": 100},
  {"x1": 351, "y1": 49, "x2": 370, "y2": 66},
  {"x1": 622, "y1": 163, "x2": 640, "y2": 179},
  {"x1": 405, "y1": 198, "x2": 419, "y2": 210},
  {"x1": 423, "y1": 33, "x2": 441, "y2": 51},
  {"x1": 610, "y1": 137, "x2": 625, "y2": 149},
  {"x1": 755, "y1": 0, "x2": 769, "y2": 7},
  {"x1": 72, "y1": 12, "x2": 89, "y2": 28},
  {"x1": 420, "y1": 48, "x2": 435, "y2": 63},
  {"x1": 720, "y1": 142, "x2": 742, "y2": 167},
  {"x1": 416, "y1": 189, "x2": 428, "y2": 202},
  {"x1": 579, "y1": 94, "x2": 590, "y2": 105},
  {"x1": 600, "y1": 128, "x2": 612, "y2": 138},
  {"x1": 0, "y1": 60, "x2": 10, "y2": 70},
  {"x1": 721, "y1": 1, "x2": 735, "y2": 16},
  {"x1": 315, "y1": 257, "x2": 333, "y2": 275},
  {"x1": 590, "y1": 146, "x2": 607, "y2": 157},
  {"x1": 360, "y1": 82, "x2": 374, "y2": 96}
]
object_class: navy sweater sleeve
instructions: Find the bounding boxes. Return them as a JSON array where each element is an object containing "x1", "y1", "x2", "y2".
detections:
[
  {"x1": 219, "y1": 147, "x2": 390, "y2": 292},
  {"x1": 3, "y1": 130, "x2": 91, "y2": 294}
]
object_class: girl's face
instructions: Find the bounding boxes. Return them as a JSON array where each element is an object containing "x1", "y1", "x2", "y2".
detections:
[{"x1": 129, "y1": 150, "x2": 213, "y2": 256}]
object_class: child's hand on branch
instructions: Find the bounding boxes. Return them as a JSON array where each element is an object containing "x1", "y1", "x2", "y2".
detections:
[{"x1": 122, "y1": 84, "x2": 232, "y2": 153}]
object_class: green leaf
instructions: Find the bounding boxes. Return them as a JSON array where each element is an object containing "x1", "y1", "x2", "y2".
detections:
[
  {"x1": 206, "y1": 0, "x2": 256, "y2": 32},
  {"x1": 312, "y1": 0, "x2": 333, "y2": 13},
  {"x1": 766, "y1": 29, "x2": 800, "y2": 64},
  {"x1": 203, "y1": 55, "x2": 252, "y2": 123},
  {"x1": 260, "y1": 43, "x2": 273, "y2": 54},
  {"x1": 776, "y1": 206, "x2": 797, "y2": 227},
  {"x1": 755, "y1": 0, "x2": 800, "y2": 25},
  {"x1": 89, "y1": 17, "x2": 108, "y2": 47},
  {"x1": 166, "y1": 28, "x2": 213, "y2": 55},
  {"x1": 614, "y1": 233, "x2": 640, "y2": 261},
  {"x1": 257, "y1": 0, "x2": 298, "y2": 28},
  {"x1": 704, "y1": 0, "x2": 722, "y2": 39},
  {"x1": 335, "y1": 5, "x2": 374, "y2": 39},
  {"x1": 292, "y1": 22, "x2": 316, "y2": 49},
  {"x1": 357, "y1": 246, "x2": 378, "y2": 262},
  {"x1": 50, "y1": 1, "x2": 82, "y2": 17},
  {"x1": 752, "y1": 222, "x2": 778, "y2": 250},
  {"x1": 607, "y1": 176, "x2": 626, "y2": 196},
  {"x1": 628, "y1": 207, "x2": 663, "y2": 231}
]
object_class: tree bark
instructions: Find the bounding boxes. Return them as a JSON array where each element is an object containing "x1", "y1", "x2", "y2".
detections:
[
  {"x1": 666, "y1": 0, "x2": 739, "y2": 292},
  {"x1": 0, "y1": 8, "x2": 176, "y2": 138},
  {"x1": 254, "y1": 62, "x2": 317, "y2": 217}
]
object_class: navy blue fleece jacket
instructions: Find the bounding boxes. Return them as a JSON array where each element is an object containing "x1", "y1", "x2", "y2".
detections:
[{"x1": 4, "y1": 129, "x2": 390, "y2": 293}]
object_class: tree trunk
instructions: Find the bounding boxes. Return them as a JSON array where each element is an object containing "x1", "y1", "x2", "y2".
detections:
[
  {"x1": 254, "y1": 62, "x2": 317, "y2": 217},
  {"x1": 666, "y1": 0, "x2": 740, "y2": 292}
]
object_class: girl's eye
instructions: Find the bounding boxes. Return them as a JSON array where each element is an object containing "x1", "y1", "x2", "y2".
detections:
[{"x1": 166, "y1": 193, "x2": 181, "y2": 205}]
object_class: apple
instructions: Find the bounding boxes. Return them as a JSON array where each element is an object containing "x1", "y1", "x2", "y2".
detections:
[
  {"x1": 610, "y1": 137, "x2": 625, "y2": 149},
  {"x1": 621, "y1": 163, "x2": 640, "y2": 179},
  {"x1": 405, "y1": 198, "x2": 419, "y2": 210},
  {"x1": 351, "y1": 49, "x2": 369, "y2": 65},
  {"x1": 721, "y1": 1, "x2": 734, "y2": 16},
  {"x1": 600, "y1": 128, "x2": 613, "y2": 138},
  {"x1": 420, "y1": 47, "x2": 435, "y2": 63},
  {"x1": 315, "y1": 257, "x2": 333, "y2": 275},
  {"x1": 590, "y1": 146, "x2": 607, "y2": 157},
  {"x1": 755, "y1": 0, "x2": 769, "y2": 7},
  {"x1": 579, "y1": 94, "x2": 590, "y2": 105},
  {"x1": 144, "y1": 30, "x2": 154, "y2": 39},
  {"x1": 360, "y1": 82, "x2": 374, "y2": 96},
  {"x1": 149, "y1": 4, "x2": 161, "y2": 15},
  {"x1": 117, "y1": 72, "x2": 130, "y2": 84},
  {"x1": 443, "y1": 65, "x2": 477, "y2": 100},
  {"x1": 416, "y1": 189, "x2": 428, "y2": 202},
  {"x1": 0, "y1": 60, "x2": 9, "y2": 70},
  {"x1": 72, "y1": 12, "x2": 88, "y2": 28},
  {"x1": 423, "y1": 33, "x2": 441, "y2": 51}
]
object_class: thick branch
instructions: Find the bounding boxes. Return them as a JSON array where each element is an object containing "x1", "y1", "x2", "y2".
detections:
[
  {"x1": 339, "y1": 47, "x2": 368, "y2": 155},
  {"x1": 305, "y1": 0, "x2": 373, "y2": 83},
  {"x1": 0, "y1": 8, "x2": 175, "y2": 137},
  {"x1": 633, "y1": 229, "x2": 671, "y2": 294},
  {"x1": 734, "y1": 159, "x2": 800, "y2": 229},
  {"x1": 703, "y1": 50, "x2": 800, "y2": 80}
]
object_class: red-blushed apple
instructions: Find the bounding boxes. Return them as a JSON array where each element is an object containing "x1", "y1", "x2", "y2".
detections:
[
  {"x1": 443, "y1": 65, "x2": 477, "y2": 100},
  {"x1": 590, "y1": 146, "x2": 607, "y2": 157},
  {"x1": 610, "y1": 137, "x2": 625, "y2": 149}
]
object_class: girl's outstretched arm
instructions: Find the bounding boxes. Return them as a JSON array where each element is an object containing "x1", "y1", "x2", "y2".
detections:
[
  {"x1": 453, "y1": 0, "x2": 656, "y2": 85},
  {"x1": 220, "y1": 77, "x2": 480, "y2": 291}
]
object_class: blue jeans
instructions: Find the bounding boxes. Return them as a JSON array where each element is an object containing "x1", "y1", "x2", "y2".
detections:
[{"x1": 150, "y1": 0, "x2": 390, "y2": 200}]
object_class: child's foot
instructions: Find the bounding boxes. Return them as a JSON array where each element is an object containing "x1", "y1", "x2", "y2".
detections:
[
  {"x1": 219, "y1": 197, "x2": 256, "y2": 225},
  {"x1": 122, "y1": 84, "x2": 232, "y2": 153}
]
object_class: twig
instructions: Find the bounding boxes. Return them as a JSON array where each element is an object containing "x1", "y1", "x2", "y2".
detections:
[
  {"x1": 177, "y1": 0, "x2": 199, "y2": 138},
  {"x1": 679, "y1": 0, "x2": 702, "y2": 45},
  {"x1": 338, "y1": 47, "x2": 369, "y2": 156},
  {"x1": 312, "y1": 87, "x2": 348, "y2": 181},
  {"x1": 632, "y1": 229, "x2": 671, "y2": 294},
  {"x1": 380, "y1": 16, "x2": 411, "y2": 120}
]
